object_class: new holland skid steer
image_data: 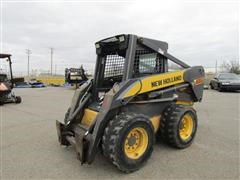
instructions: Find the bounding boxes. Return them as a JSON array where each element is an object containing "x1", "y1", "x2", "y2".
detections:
[{"x1": 56, "y1": 34, "x2": 204, "y2": 172}]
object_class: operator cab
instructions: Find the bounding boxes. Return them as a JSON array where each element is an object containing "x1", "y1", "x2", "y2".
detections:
[{"x1": 94, "y1": 34, "x2": 168, "y2": 96}]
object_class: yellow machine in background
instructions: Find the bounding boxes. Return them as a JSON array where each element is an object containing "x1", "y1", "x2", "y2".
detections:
[{"x1": 36, "y1": 76, "x2": 65, "y2": 86}]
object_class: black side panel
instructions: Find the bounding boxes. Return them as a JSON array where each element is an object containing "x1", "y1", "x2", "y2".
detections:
[
  {"x1": 121, "y1": 102, "x2": 172, "y2": 117},
  {"x1": 92, "y1": 56, "x2": 104, "y2": 99},
  {"x1": 123, "y1": 35, "x2": 137, "y2": 80}
]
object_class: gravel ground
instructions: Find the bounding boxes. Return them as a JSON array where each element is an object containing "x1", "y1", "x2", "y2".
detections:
[{"x1": 1, "y1": 87, "x2": 239, "y2": 179}]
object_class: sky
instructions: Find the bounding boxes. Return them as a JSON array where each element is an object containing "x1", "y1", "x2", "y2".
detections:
[{"x1": 0, "y1": 0, "x2": 239, "y2": 75}]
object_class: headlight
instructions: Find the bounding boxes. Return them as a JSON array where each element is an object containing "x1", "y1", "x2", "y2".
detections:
[
  {"x1": 119, "y1": 36, "x2": 125, "y2": 42},
  {"x1": 95, "y1": 43, "x2": 100, "y2": 49},
  {"x1": 222, "y1": 82, "x2": 230, "y2": 85}
]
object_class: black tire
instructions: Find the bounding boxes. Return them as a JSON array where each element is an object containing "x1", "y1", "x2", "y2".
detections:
[
  {"x1": 102, "y1": 113, "x2": 155, "y2": 173},
  {"x1": 218, "y1": 84, "x2": 223, "y2": 92},
  {"x1": 15, "y1": 96, "x2": 21, "y2": 103},
  {"x1": 64, "y1": 108, "x2": 71, "y2": 125},
  {"x1": 210, "y1": 83, "x2": 214, "y2": 89},
  {"x1": 159, "y1": 104, "x2": 198, "y2": 149}
]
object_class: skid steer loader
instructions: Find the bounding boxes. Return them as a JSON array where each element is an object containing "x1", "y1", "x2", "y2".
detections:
[{"x1": 56, "y1": 34, "x2": 204, "y2": 173}]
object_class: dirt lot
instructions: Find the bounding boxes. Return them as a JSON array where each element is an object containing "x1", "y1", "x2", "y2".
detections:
[{"x1": 1, "y1": 88, "x2": 239, "y2": 179}]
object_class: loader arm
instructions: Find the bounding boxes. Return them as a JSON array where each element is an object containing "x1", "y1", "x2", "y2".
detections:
[{"x1": 140, "y1": 37, "x2": 190, "y2": 68}]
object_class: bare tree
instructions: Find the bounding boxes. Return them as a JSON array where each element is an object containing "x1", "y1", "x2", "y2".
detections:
[{"x1": 221, "y1": 60, "x2": 240, "y2": 74}]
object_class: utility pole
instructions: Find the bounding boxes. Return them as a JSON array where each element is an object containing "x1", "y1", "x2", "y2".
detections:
[
  {"x1": 26, "y1": 49, "x2": 32, "y2": 79},
  {"x1": 50, "y1": 48, "x2": 54, "y2": 76}
]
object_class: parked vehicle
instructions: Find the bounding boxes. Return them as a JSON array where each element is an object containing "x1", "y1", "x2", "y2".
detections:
[
  {"x1": 65, "y1": 66, "x2": 88, "y2": 86},
  {"x1": 29, "y1": 80, "x2": 45, "y2": 88},
  {"x1": 0, "y1": 54, "x2": 22, "y2": 105},
  {"x1": 210, "y1": 73, "x2": 240, "y2": 91},
  {"x1": 15, "y1": 82, "x2": 32, "y2": 88}
]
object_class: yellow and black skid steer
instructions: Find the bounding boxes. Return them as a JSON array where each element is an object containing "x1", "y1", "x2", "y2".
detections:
[{"x1": 56, "y1": 34, "x2": 204, "y2": 173}]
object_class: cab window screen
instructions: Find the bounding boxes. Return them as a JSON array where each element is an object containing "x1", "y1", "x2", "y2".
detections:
[
  {"x1": 139, "y1": 53, "x2": 157, "y2": 73},
  {"x1": 134, "y1": 49, "x2": 165, "y2": 75},
  {"x1": 104, "y1": 55, "x2": 125, "y2": 78}
]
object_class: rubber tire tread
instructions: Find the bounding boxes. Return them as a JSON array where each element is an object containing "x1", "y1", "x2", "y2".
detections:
[
  {"x1": 102, "y1": 112, "x2": 154, "y2": 173},
  {"x1": 15, "y1": 96, "x2": 21, "y2": 103},
  {"x1": 159, "y1": 104, "x2": 198, "y2": 149}
]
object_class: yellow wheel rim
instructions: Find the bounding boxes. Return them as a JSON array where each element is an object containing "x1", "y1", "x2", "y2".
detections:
[
  {"x1": 124, "y1": 127, "x2": 148, "y2": 159},
  {"x1": 179, "y1": 113, "x2": 194, "y2": 140}
]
